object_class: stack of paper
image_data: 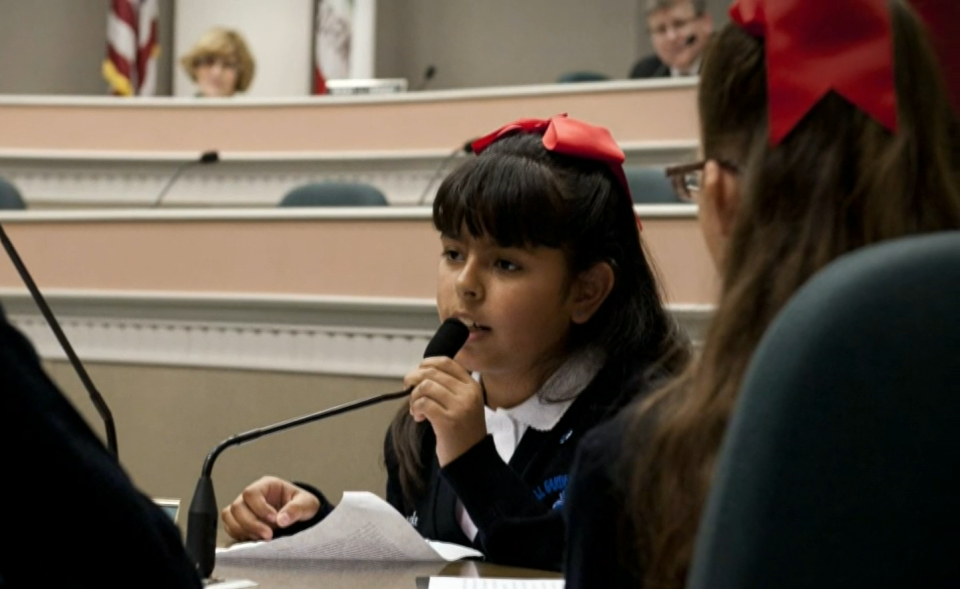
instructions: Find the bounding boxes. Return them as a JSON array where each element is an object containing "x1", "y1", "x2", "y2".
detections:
[{"x1": 216, "y1": 491, "x2": 483, "y2": 563}]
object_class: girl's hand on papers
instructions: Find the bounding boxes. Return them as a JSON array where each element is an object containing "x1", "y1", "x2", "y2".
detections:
[
  {"x1": 222, "y1": 476, "x2": 320, "y2": 541},
  {"x1": 405, "y1": 356, "x2": 487, "y2": 467}
]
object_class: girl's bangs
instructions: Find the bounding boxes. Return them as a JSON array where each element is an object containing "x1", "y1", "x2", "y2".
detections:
[{"x1": 433, "y1": 153, "x2": 568, "y2": 248}]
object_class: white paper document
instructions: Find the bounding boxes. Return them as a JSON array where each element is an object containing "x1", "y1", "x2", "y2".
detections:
[
  {"x1": 428, "y1": 579, "x2": 564, "y2": 589},
  {"x1": 216, "y1": 491, "x2": 483, "y2": 563}
]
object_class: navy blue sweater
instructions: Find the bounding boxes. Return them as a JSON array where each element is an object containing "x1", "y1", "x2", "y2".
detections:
[
  {"x1": 286, "y1": 355, "x2": 644, "y2": 572},
  {"x1": 0, "y1": 307, "x2": 202, "y2": 588}
]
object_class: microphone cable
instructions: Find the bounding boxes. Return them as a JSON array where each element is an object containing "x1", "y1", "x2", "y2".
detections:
[{"x1": 415, "y1": 141, "x2": 474, "y2": 206}]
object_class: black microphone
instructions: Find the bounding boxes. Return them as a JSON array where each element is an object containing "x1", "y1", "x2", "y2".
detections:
[
  {"x1": 0, "y1": 224, "x2": 118, "y2": 455},
  {"x1": 151, "y1": 150, "x2": 220, "y2": 208},
  {"x1": 415, "y1": 139, "x2": 476, "y2": 206},
  {"x1": 414, "y1": 65, "x2": 437, "y2": 91},
  {"x1": 184, "y1": 318, "x2": 469, "y2": 578}
]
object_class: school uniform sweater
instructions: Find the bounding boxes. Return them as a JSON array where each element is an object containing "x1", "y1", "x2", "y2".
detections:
[
  {"x1": 0, "y1": 306, "x2": 202, "y2": 589},
  {"x1": 563, "y1": 377, "x2": 663, "y2": 589},
  {"x1": 284, "y1": 353, "x2": 643, "y2": 572},
  {"x1": 563, "y1": 412, "x2": 643, "y2": 588}
]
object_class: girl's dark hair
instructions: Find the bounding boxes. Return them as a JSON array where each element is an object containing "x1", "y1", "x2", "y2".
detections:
[
  {"x1": 624, "y1": 2, "x2": 960, "y2": 588},
  {"x1": 389, "y1": 131, "x2": 690, "y2": 506}
]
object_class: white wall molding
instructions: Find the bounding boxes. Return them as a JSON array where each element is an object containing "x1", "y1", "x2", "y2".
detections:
[
  {"x1": 0, "y1": 289, "x2": 713, "y2": 377},
  {"x1": 0, "y1": 141, "x2": 697, "y2": 208}
]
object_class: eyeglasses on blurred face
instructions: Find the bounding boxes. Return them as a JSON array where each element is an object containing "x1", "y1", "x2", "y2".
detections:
[
  {"x1": 664, "y1": 159, "x2": 740, "y2": 202},
  {"x1": 194, "y1": 55, "x2": 239, "y2": 71}
]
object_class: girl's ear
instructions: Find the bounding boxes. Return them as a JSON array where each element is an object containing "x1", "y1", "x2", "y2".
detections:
[
  {"x1": 699, "y1": 160, "x2": 741, "y2": 267},
  {"x1": 570, "y1": 262, "x2": 615, "y2": 325}
]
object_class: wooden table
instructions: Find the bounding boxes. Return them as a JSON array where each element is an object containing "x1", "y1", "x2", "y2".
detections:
[{"x1": 214, "y1": 560, "x2": 560, "y2": 588}]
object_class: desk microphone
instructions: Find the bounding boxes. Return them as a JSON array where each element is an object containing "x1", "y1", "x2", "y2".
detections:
[
  {"x1": 151, "y1": 150, "x2": 220, "y2": 208},
  {"x1": 184, "y1": 318, "x2": 470, "y2": 578},
  {"x1": 415, "y1": 140, "x2": 476, "y2": 205},
  {"x1": 0, "y1": 224, "x2": 118, "y2": 455},
  {"x1": 414, "y1": 65, "x2": 437, "y2": 91}
]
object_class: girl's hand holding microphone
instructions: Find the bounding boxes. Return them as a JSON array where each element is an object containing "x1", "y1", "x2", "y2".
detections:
[{"x1": 405, "y1": 355, "x2": 487, "y2": 467}]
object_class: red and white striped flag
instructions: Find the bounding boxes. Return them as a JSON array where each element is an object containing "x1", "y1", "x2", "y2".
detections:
[
  {"x1": 102, "y1": 0, "x2": 160, "y2": 96},
  {"x1": 313, "y1": 0, "x2": 353, "y2": 94}
]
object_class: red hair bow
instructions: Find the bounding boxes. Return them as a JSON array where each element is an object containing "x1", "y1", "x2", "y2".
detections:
[
  {"x1": 470, "y1": 114, "x2": 633, "y2": 203},
  {"x1": 730, "y1": 0, "x2": 898, "y2": 145}
]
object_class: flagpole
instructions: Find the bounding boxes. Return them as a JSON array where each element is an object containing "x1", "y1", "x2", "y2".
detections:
[{"x1": 350, "y1": 0, "x2": 376, "y2": 79}]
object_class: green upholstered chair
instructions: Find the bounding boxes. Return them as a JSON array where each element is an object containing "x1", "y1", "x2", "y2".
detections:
[
  {"x1": 687, "y1": 231, "x2": 960, "y2": 589},
  {"x1": 279, "y1": 183, "x2": 388, "y2": 207},
  {"x1": 0, "y1": 177, "x2": 26, "y2": 210},
  {"x1": 623, "y1": 165, "x2": 683, "y2": 204}
]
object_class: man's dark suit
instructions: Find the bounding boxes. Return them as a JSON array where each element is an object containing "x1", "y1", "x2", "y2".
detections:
[
  {"x1": 0, "y1": 305, "x2": 202, "y2": 588},
  {"x1": 629, "y1": 54, "x2": 670, "y2": 79}
]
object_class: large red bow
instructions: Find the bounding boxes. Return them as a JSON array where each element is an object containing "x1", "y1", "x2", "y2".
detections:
[
  {"x1": 470, "y1": 114, "x2": 633, "y2": 204},
  {"x1": 730, "y1": 0, "x2": 898, "y2": 145}
]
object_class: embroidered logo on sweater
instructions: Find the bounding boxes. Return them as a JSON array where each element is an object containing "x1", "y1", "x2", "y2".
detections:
[
  {"x1": 552, "y1": 490, "x2": 566, "y2": 510},
  {"x1": 407, "y1": 511, "x2": 419, "y2": 528},
  {"x1": 533, "y1": 474, "x2": 569, "y2": 507}
]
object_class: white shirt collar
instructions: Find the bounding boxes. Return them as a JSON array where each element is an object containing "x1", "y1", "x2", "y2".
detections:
[
  {"x1": 670, "y1": 56, "x2": 702, "y2": 78},
  {"x1": 483, "y1": 347, "x2": 605, "y2": 433},
  {"x1": 458, "y1": 349, "x2": 606, "y2": 541}
]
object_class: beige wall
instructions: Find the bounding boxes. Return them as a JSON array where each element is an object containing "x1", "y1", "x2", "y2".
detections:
[
  {"x1": 0, "y1": 214, "x2": 716, "y2": 305},
  {"x1": 45, "y1": 359, "x2": 403, "y2": 544},
  {"x1": 375, "y1": 0, "x2": 641, "y2": 88},
  {"x1": 0, "y1": 0, "x2": 728, "y2": 95},
  {"x1": 0, "y1": 0, "x2": 176, "y2": 95},
  {"x1": 0, "y1": 83, "x2": 699, "y2": 152}
]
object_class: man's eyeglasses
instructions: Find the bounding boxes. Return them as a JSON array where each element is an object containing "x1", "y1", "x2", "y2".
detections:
[{"x1": 664, "y1": 160, "x2": 740, "y2": 202}]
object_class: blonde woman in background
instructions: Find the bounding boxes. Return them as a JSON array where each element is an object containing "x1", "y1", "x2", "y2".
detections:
[{"x1": 180, "y1": 27, "x2": 255, "y2": 97}]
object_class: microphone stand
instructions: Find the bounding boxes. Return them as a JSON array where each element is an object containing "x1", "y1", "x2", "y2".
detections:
[
  {"x1": 186, "y1": 317, "x2": 468, "y2": 578},
  {"x1": 0, "y1": 223, "x2": 118, "y2": 455},
  {"x1": 185, "y1": 388, "x2": 411, "y2": 578},
  {"x1": 151, "y1": 151, "x2": 220, "y2": 208}
]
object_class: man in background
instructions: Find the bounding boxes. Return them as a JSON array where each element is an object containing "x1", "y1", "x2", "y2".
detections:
[{"x1": 630, "y1": 0, "x2": 713, "y2": 78}]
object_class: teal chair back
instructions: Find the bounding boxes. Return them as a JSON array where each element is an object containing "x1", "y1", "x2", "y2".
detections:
[
  {"x1": 687, "y1": 232, "x2": 960, "y2": 589},
  {"x1": 279, "y1": 183, "x2": 388, "y2": 207},
  {"x1": 0, "y1": 177, "x2": 26, "y2": 209},
  {"x1": 556, "y1": 71, "x2": 610, "y2": 83},
  {"x1": 624, "y1": 166, "x2": 683, "y2": 204}
]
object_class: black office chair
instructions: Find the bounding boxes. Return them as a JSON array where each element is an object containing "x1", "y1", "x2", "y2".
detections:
[
  {"x1": 624, "y1": 165, "x2": 683, "y2": 204},
  {"x1": 0, "y1": 177, "x2": 26, "y2": 209},
  {"x1": 278, "y1": 182, "x2": 388, "y2": 207},
  {"x1": 556, "y1": 71, "x2": 610, "y2": 83},
  {"x1": 687, "y1": 231, "x2": 960, "y2": 589}
]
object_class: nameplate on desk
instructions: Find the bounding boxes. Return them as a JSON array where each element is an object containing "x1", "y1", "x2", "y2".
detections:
[
  {"x1": 153, "y1": 498, "x2": 181, "y2": 523},
  {"x1": 326, "y1": 78, "x2": 408, "y2": 95}
]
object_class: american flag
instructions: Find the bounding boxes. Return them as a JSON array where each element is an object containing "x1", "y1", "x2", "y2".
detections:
[
  {"x1": 313, "y1": 0, "x2": 353, "y2": 94},
  {"x1": 102, "y1": 0, "x2": 160, "y2": 96}
]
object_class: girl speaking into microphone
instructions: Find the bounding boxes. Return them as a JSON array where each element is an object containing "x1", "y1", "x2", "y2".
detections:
[{"x1": 222, "y1": 114, "x2": 690, "y2": 572}]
